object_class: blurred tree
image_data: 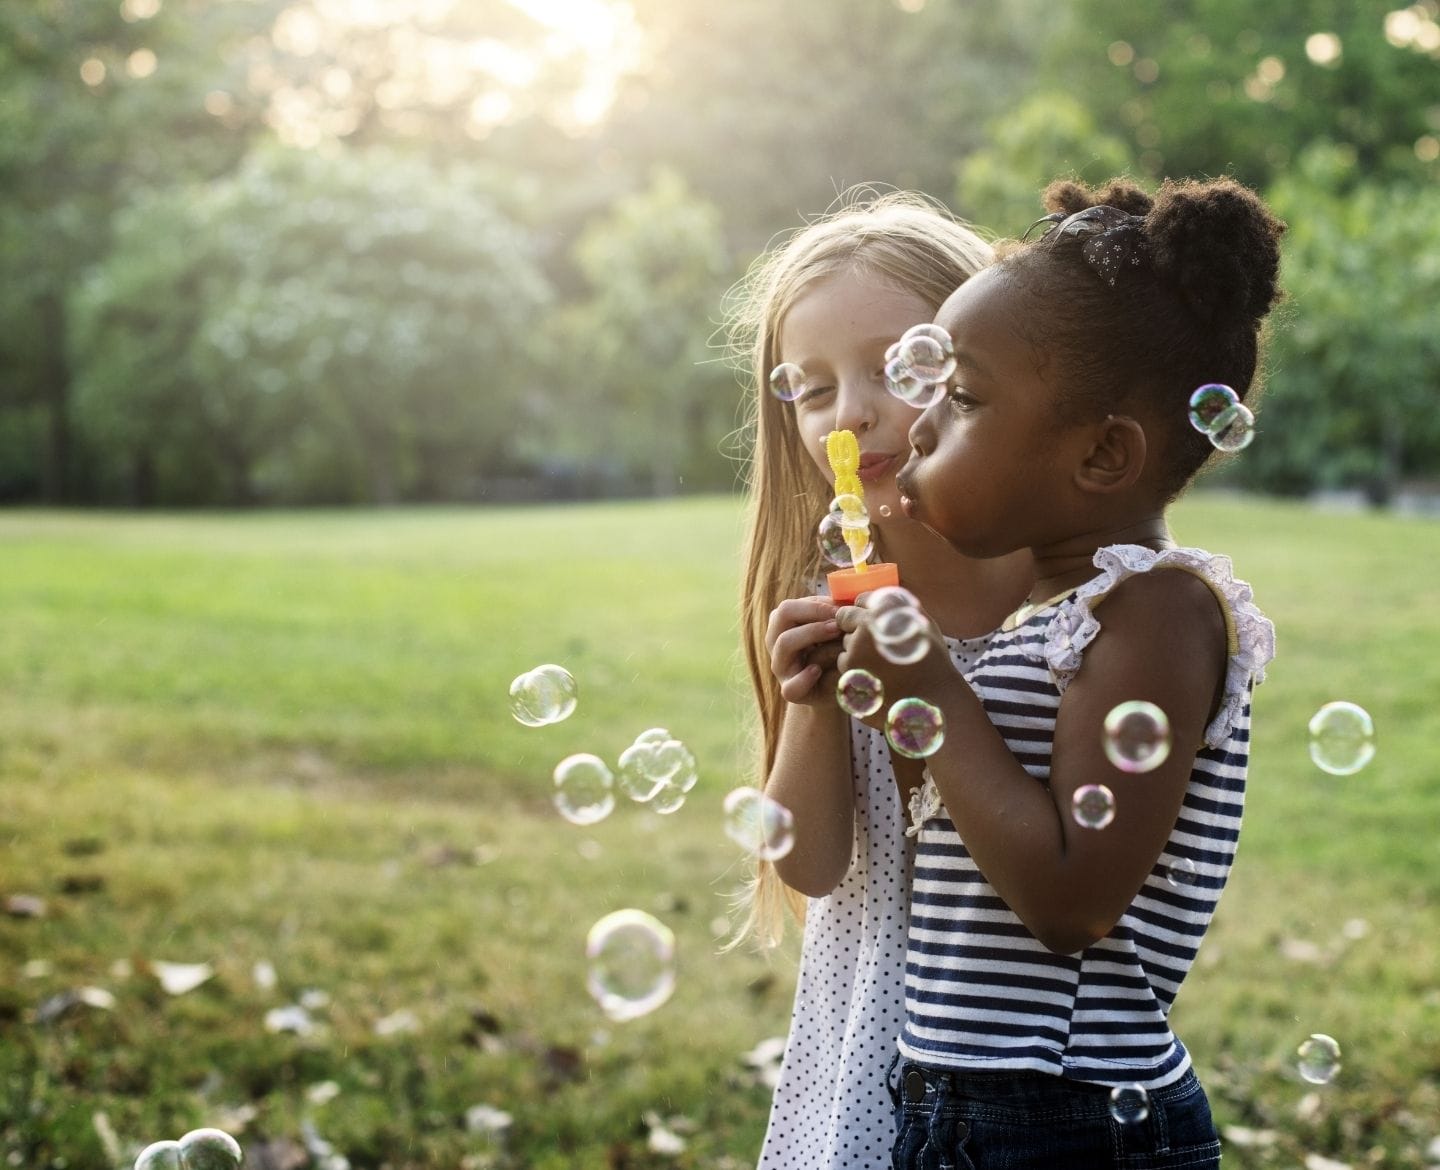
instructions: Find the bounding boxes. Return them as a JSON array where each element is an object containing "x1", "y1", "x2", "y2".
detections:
[
  {"x1": 71, "y1": 146, "x2": 553, "y2": 505},
  {"x1": 1045, "y1": 0, "x2": 1440, "y2": 190},
  {"x1": 555, "y1": 169, "x2": 738, "y2": 495},
  {"x1": 955, "y1": 92, "x2": 1136, "y2": 236},
  {"x1": 0, "y1": 0, "x2": 278, "y2": 502},
  {"x1": 1228, "y1": 145, "x2": 1440, "y2": 502},
  {"x1": 605, "y1": 0, "x2": 1049, "y2": 250}
]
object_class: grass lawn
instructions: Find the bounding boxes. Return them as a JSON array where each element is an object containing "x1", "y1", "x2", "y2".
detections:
[{"x1": 1, "y1": 495, "x2": 1437, "y2": 1169}]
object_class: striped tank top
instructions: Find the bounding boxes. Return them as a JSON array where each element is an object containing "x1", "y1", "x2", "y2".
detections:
[{"x1": 897, "y1": 545, "x2": 1276, "y2": 1089}]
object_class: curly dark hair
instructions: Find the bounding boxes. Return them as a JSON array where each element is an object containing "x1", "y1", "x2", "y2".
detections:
[{"x1": 995, "y1": 176, "x2": 1286, "y2": 500}]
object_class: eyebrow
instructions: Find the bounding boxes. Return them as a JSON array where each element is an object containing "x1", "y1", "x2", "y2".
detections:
[{"x1": 951, "y1": 347, "x2": 993, "y2": 382}]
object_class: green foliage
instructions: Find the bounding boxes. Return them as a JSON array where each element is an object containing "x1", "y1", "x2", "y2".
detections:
[
  {"x1": 1232, "y1": 145, "x2": 1440, "y2": 499},
  {"x1": 0, "y1": 498, "x2": 1437, "y2": 1167},
  {"x1": 70, "y1": 146, "x2": 554, "y2": 504},
  {"x1": 955, "y1": 92, "x2": 1136, "y2": 236},
  {"x1": 557, "y1": 169, "x2": 740, "y2": 493}
]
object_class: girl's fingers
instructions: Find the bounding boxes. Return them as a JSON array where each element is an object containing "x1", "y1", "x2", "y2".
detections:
[
  {"x1": 770, "y1": 620, "x2": 841, "y2": 677},
  {"x1": 778, "y1": 663, "x2": 822, "y2": 703},
  {"x1": 765, "y1": 597, "x2": 839, "y2": 650}
]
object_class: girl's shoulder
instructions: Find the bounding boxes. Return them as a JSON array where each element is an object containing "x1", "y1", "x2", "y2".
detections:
[{"x1": 1040, "y1": 544, "x2": 1276, "y2": 747}]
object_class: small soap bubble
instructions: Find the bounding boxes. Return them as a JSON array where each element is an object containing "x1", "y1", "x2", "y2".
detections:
[
  {"x1": 837, "y1": 668, "x2": 885, "y2": 717},
  {"x1": 1102, "y1": 700, "x2": 1172, "y2": 773},
  {"x1": 134, "y1": 1143, "x2": 183, "y2": 1170},
  {"x1": 617, "y1": 742, "x2": 668, "y2": 803},
  {"x1": 829, "y1": 492, "x2": 869, "y2": 531},
  {"x1": 1108, "y1": 1084, "x2": 1151, "y2": 1125},
  {"x1": 1296, "y1": 1033, "x2": 1342, "y2": 1084},
  {"x1": 885, "y1": 697, "x2": 945, "y2": 759},
  {"x1": 769, "y1": 362, "x2": 806, "y2": 402},
  {"x1": 509, "y1": 664, "x2": 578, "y2": 727},
  {"x1": 1072, "y1": 784, "x2": 1116, "y2": 830},
  {"x1": 867, "y1": 585, "x2": 921, "y2": 614},
  {"x1": 1307, "y1": 701, "x2": 1375, "y2": 775},
  {"x1": 586, "y1": 909, "x2": 676, "y2": 1022},
  {"x1": 884, "y1": 354, "x2": 931, "y2": 405},
  {"x1": 618, "y1": 730, "x2": 697, "y2": 802},
  {"x1": 878, "y1": 504, "x2": 892, "y2": 518},
  {"x1": 648, "y1": 783, "x2": 687, "y2": 815},
  {"x1": 1207, "y1": 402, "x2": 1256, "y2": 452},
  {"x1": 722, "y1": 787, "x2": 796, "y2": 860},
  {"x1": 1187, "y1": 383, "x2": 1239, "y2": 434},
  {"x1": 177, "y1": 1129, "x2": 244, "y2": 1170},
  {"x1": 818, "y1": 512, "x2": 873, "y2": 568},
  {"x1": 553, "y1": 753, "x2": 615, "y2": 825},
  {"x1": 1165, "y1": 856, "x2": 1199, "y2": 888}
]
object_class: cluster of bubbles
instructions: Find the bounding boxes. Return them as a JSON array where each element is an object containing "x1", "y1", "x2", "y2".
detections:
[
  {"x1": 135, "y1": 1129, "x2": 242, "y2": 1170},
  {"x1": 586, "y1": 909, "x2": 676, "y2": 1023},
  {"x1": 818, "y1": 494, "x2": 874, "y2": 569},
  {"x1": 1307, "y1": 701, "x2": 1375, "y2": 776},
  {"x1": 868, "y1": 586, "x2": 932, "y2": 666},
  {"x1": 1108, "y1": 1084, "x2": 1151, "y2": 1125},
  {"x1": 553, "y1": 729, "x2": 701, "y2": 825},
  {"x1": 884, "y1": 323, "x2": 956, "y2": 408},
  {"x1": 1296, "y1": 1033, "x2": 1342, "y2": 1085},
  {"x1": 1102, "y1": 700, "x2": 1172, "y2": 774},
  {"x1": 508, "y1": 663, "x2": 579, "y2": 727},
  {"x1": 722, "y1": 786, "x2": 797, "y2": 861},
  {"x1": 1187, "y1": 383, "x2": 1256, "y2": 452}
]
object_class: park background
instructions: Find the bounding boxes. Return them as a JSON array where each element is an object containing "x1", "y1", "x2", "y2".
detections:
[{"x1": 2, "y1": 1, "x2": 1439, "y2": 1168}]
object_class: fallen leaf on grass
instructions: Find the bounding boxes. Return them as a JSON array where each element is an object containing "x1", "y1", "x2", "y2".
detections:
[
  {"x1": 150, "y1": 961, "x2": 215, "y2": 996},
  {"x1": 1223, "y1": 1125, "x2": 1278, "y2": 1148},
  {"x1": 373, "y1": 1008, "x2": 420, "y2": 1036},
  {"x1": 5, "y1": 894, "x2": 47, "y2": 918},
  {"x1": 1303, "y1": 1155, "x2": 1351, "y2": 1170},
  {"x1": 465, "y1": 1104, "x2": 513, "y2": 1137},
  {"x1": 264, "y1": 1005, "x2": 319, "y2": 1036},
  {"x1": 33, "y1": 987, "x2": 116, "y2": 1023}
]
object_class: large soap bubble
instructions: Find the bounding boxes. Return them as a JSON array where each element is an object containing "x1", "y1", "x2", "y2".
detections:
[
  {"x1": 586, "y1": 909, "x2": 676, "y2": 1022},
  {"x1": 509, "y1": 664, "x2": 578, "y2": 727},
  {"x1": 1307, "y1": 701, "x2": 1375, "y2": 775}
]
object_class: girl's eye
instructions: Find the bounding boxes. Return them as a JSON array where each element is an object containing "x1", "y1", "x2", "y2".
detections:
[
  {"x1": 947, "y1": 385, "x2": 978, "y2": 410},
  {"x1": 796, "y1": 384, "x2": 834, "y2": 406}
]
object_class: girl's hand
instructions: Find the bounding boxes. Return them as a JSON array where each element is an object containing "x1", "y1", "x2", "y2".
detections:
[{"x1": 765, "y1": 596, "x2": 842, "y2": 705}]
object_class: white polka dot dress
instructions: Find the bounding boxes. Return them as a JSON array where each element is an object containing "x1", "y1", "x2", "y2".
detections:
[{"x1": 757, "y1": 634, "x2": 991, "y2": 1169}]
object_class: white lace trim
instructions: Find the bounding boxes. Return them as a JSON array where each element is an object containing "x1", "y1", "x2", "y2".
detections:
[
  {"x1": 906, "y1": 769, "x2": 942, "y2": 838},
  {"x1": 1039, "y1": 544, "x2": 1276, "y2": 749}
]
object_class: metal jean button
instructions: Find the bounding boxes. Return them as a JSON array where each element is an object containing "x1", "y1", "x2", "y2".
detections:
[{"x1": 904, "y1": 1068, "x2": 928, "y2": 1101}]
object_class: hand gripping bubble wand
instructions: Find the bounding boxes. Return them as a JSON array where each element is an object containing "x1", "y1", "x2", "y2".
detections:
[{"x1": 824, "y1": 429, "x2": 900, "y2": 604}]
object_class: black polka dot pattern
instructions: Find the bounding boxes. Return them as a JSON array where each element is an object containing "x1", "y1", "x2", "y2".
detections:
[{"x1": 757, "y1": 634, "x2": 989, "y2": 1168}]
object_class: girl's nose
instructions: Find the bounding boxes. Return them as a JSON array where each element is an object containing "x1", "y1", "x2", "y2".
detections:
[
  {"x1": 833, "y1": 380, "x2": 879, "y2": 435},
  {"x1": 908, "y1": 404, "x2": 934, "y2": 454}
]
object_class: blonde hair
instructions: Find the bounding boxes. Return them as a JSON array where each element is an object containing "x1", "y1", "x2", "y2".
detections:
[{"x1": 723, "y1": 189, "x2": 993, "y2": 947}]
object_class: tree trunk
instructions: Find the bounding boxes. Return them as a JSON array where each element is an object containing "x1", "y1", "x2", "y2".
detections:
[{"x1": 38, "y1": 292, "x2": 70, "y2": 503}]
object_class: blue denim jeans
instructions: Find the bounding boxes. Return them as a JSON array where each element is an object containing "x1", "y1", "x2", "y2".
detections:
[{"x1": 889, "y1": 1058, "x2": 1221, "y2": 1170}]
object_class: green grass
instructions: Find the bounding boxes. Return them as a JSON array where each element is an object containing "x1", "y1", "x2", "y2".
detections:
[{"x1": 1, "y1": 496, "x2": 1437, "y2": 1169}]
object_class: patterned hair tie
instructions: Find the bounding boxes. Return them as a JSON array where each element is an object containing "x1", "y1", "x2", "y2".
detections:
[{"x1": 1022, "y1": 204, "x2": 1149, "y2": 287}]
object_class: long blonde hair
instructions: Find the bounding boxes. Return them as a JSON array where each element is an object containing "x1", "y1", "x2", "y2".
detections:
[{"x1": 724, "y1": 189, "x2": 993, "y2": 947}]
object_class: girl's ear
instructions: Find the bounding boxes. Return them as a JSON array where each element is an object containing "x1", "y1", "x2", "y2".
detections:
[{"x1": 1074, "y1": 415, "x2": 1146, "y2": 494}]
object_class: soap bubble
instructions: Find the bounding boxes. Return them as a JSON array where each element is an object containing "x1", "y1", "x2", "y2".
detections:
[
  {"x1": 553, "y1": 753, "x2": 615, "y2": 825},
  {"x1": 618, "y1": 729, "x2": 697, "y2": 804},
  {"x1": 648, "y1": 783, "x2": 687, "y2": 815},
  {"x1": 818, "y1": 512, "x2": 873, "y2": 568},
  {"x1": 1187, "y1": 383, "x2": 1239, "y2": 433},
  {"x1": 1102, "y1": 700, "x2": 1172, "y2": 773},
  {"x1": 867, "y1": 585, "x2": 921, "y2": 613},
  {"x1": 1307, "y1": 701, "x2": 1375, "y2": 775},
  {"x1": 177, "y1": 1130, "x2": 244, "y2": 1170},
  {"x1": 896, "y1": 323, "x2": 957, "y2": 385},
  {"x1": 878, "y1": 504, "x2": 892, "y2": 519},
  {"x1": 1296, "y1": 1033, "x2": 1342, "y2": 1085},
  {"x1": 1071, "y1": 784, "x2": 1116, "y2": 830},
  {"x1": 1207, "y1": 402, "x2": 1256, "y2": 452},
  {"x1": 837, "y1": 668, "x2": 885, "y2": 718},
  {"x1": 769, "y1": 362, "x2": 806, "y2": 402},
  {"x1": 872, "y1": 604, "x2": 930, "y2": 665},
  {"x1": 722, "y1": 787, "x2": 796, "y2": 860},
  {"x1": 509, "y1": 664, "x2": 578, "y2": 727},
  {"x1": 884, "y1": 349, "x2": 934, "y2": 406},
  {"x1": 829, "y1": 492, "x2": 869, "y2": 531},
  {"x1": 1108, "y1": 1084, "x2": 1151, "y2": 1125},
  {"x1": 134, "y1": 1130, "x2": 243, "y2": 1170},
  {"x1": 1165, "y1": 856, "x2": 1199, "y2": 888},
  {"x1": 586, "y1": 909, "x2": 676, "y2": 1022},
  {"x1": 885, "y1": 698, "x2": 945, "y2": 759},
  {"x1": 135, "y1": 1144, "x2": 183, "y2": 1170}
]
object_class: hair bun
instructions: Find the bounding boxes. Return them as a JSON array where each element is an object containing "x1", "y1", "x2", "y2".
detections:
[
  {"x1": 1042, "y1": 178, "x2": 1153, "y2": 218},
  {"x1": 1146, "y1": 178, "x2": 1286, "y2": 327}
]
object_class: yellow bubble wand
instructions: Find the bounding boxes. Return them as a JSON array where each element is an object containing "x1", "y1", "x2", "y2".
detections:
[{"x1": 822, "y1": 429, "x2": 899, "y2": 603}]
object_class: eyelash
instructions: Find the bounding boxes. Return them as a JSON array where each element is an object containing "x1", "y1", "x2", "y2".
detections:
[{"x1": 947, "y1": 385, "x2": 977, "y2": 410}]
